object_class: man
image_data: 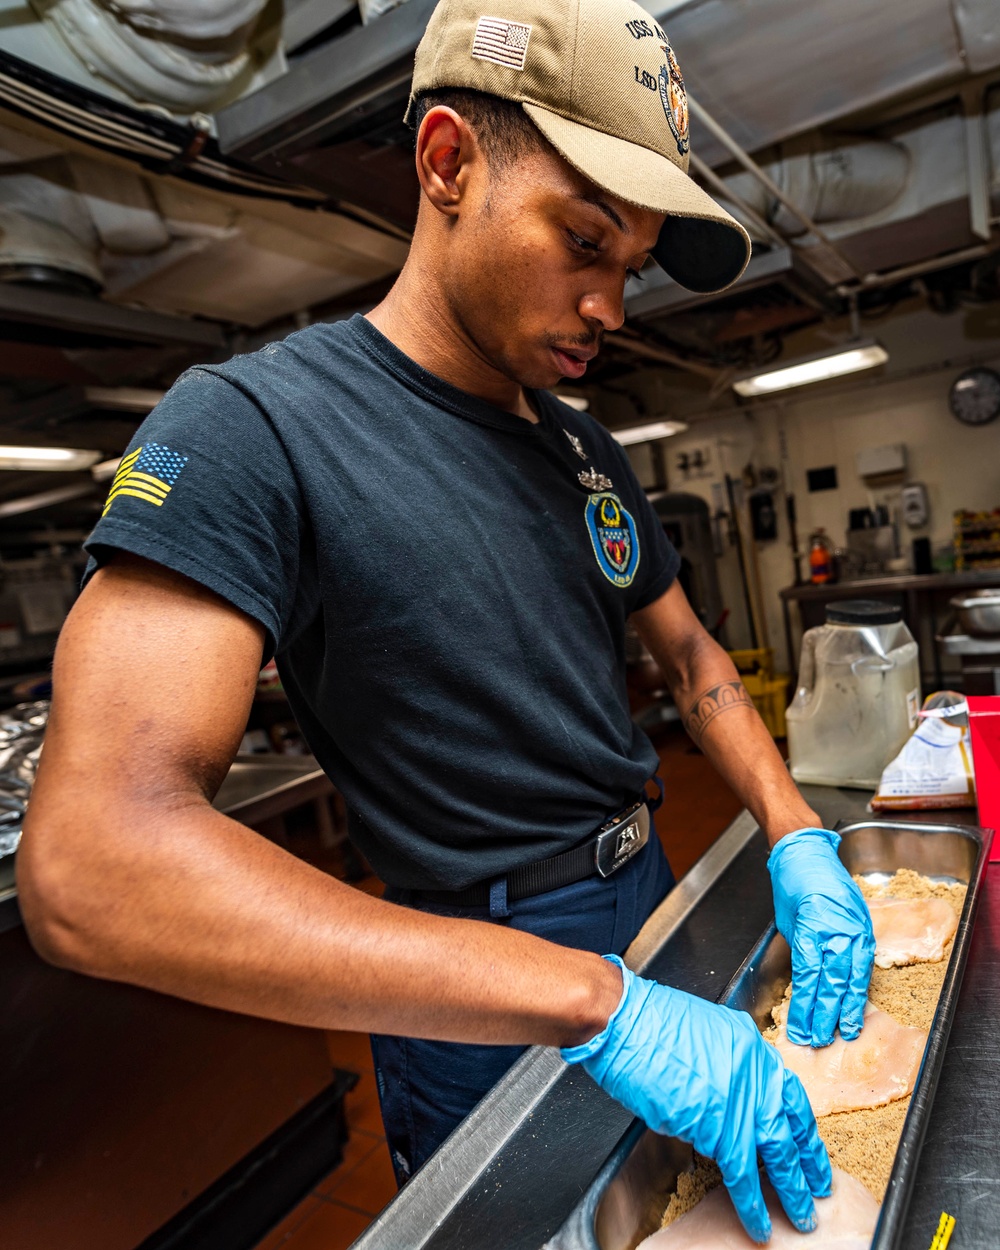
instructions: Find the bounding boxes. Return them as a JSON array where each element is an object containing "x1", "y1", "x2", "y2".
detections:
[{"x1": 17, "y1": 0, "x2": 874, "y2": 1242}]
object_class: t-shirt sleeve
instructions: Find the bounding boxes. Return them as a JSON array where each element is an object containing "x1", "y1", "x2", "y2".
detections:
[{"x1": 82, "y1": 367, "x2": 303, "y2": 657}]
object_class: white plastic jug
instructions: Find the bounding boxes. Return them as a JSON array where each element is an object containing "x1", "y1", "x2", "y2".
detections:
[{"x1": 786, "y1": 600, "x2": 920, "y2": 789}]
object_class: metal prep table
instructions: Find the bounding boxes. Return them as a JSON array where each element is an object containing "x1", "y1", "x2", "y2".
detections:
[
  {"x1": 0, "y1": 753, "x2": 347, "y2": 1250},
  {"x1": 779, "y1": 571, "x2": 1000, "y2": 690},
  {"x1": 352, "y1": 785, "x2": 999, "y2": 1250},
  {"x1": 0, "y1": 752, "x2": 337, "y2": 934}
]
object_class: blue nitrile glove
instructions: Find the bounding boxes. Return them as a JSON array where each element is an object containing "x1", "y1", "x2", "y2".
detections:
[
  {"x1": 768, "y1": 827, "x2": 876, "y2": 1048},
  {"x1": 562, "y1": 956, "x2": 832, "y2": 1245}
]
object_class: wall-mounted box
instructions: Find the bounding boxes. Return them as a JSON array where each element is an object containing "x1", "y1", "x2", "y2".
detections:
[{"x1": 857, "y1": 444, "x2": 907, "y2": 481}]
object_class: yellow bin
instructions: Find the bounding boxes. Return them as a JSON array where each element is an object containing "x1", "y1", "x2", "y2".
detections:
[
  {"x1": 728, "y1": 648, "x2": 789, "y2": 739},
  {"x1": 727, "y1": 647, "x2": 774, "y2": 678}
]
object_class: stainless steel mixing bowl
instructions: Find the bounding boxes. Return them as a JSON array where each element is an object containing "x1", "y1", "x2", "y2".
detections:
[{"x1": 950, "y1": 588, "x2": 1000, "y2": 636}]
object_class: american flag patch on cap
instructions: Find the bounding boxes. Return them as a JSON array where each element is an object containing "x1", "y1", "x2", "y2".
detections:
[{"x1": 471, "y1": 16, "x2": 531, "y2": 70}]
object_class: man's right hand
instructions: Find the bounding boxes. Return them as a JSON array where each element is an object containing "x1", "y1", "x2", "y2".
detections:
[{"x1": 561, "y1": 957, "x2": 832, "y2": 1245}]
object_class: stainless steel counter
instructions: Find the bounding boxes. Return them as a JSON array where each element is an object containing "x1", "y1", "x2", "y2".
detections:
[
  {"x1": 212, "y1": 753, "x2": 335, "y2": 827},
  {"x1": 353, "y1": 788, "x2": 999, "y2": 1250},
  {"x1": 0, "y1": 751, "x2": 346, "y2": 1250},
  {"x1": 0, "y1": 753, "x2": 334, "y2": 933}
]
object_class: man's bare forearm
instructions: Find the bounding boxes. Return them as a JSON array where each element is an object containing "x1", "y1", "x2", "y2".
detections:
[
  {"x1": 682, "y1": 678, "x2": 756, "y2": 743},
  {"x1": 632, "y1": 585, "x2": 819, "y2": 846},
  {"x1": 678, "y1": 655, "x2": 819, "y2": 845},
  {"x1": 18, "y1": 793, "x2": 622, "y2": 1048}
]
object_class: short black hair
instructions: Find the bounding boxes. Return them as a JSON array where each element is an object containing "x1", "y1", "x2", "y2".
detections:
[{"x1": 408, "y1": 88, "x2": 548, "y2": 172}]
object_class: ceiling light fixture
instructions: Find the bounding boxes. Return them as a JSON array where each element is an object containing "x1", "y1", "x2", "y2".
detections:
[
  {"x1": 732, "y1": 338, "x2": 888, "y2": 398},
  {"x1": 610, "y1": 420, "x2": 689, "y2": 446},
  {"x1": 552, "y1": 393, "x2": 589, "y2": 411},
  {"x1": 0, "y1": 482, "x2": 96, "y2": 518},
  {"x1": 0, "y1": 446, "x2": 102, "y2": 472},
  {"x1": 83, "y1": 387, "x2": 165, "y2": 413},
  {"x1": 91, "y1": 457, "x2": 122, "y2": 482}
]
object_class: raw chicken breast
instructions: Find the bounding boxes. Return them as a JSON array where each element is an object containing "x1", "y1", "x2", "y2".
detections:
[
  {"x1": 868, "y1": 896, "x2": 958, "y2": 969},
  {"x1": 771, "y1": 1001, "x2": 926, "y2": 1118},
  {"x1": 637, "y1": 1167, "x2": 879, "y2": 1249}
]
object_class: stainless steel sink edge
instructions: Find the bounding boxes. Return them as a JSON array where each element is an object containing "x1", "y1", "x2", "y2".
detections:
[
  {"x1": 541, "y1": 1122, "x2": 645, "y2": 1250},
  {"x1": 546, "y1": 818, "x2": 993, "y2": 1250}
]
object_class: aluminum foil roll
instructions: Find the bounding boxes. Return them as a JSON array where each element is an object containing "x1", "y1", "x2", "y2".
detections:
[{"x1": 0, "y1": 701, "x2": 49, "y2": 859}]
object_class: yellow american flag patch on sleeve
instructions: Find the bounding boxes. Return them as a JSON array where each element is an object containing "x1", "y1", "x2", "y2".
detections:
[{"x1": 103, "y1": 442, "x2": 188, "y2": 517}]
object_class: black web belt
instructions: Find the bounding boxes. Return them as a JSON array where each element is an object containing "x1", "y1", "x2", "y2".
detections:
[{"x1": 415, "y1": 799, "x2": 651, "y2": 907}]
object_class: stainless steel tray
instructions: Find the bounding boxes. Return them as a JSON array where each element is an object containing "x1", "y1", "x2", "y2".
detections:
[{"x1": 545, "y1": 819, "x2": 993, "y2": 1250}]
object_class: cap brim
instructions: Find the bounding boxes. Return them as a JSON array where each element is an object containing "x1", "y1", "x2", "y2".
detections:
[{"x1": 522, "y1": 103, "x2": 751, "y2": 295}]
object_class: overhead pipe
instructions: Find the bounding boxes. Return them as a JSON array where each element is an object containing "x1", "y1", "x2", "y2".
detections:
[
  {"x1": 688, "y1": 152, "x2": 788, "y2": 250},
  {"x1": 97, "y1": 0, "x2": 270, "y2": 41},
  {"x1": 687, "y1": 98, "x2": 999, "y2": 305},
  {"x1": 688, "y1": 151, "x2": 841, "y2": 305},
  {"x1": 961, "y1": 83, "x2": 992, "y2": 242},
  {"x1": 834, "y1": 239, "x2": 999, "y2": 297},
  {"x1": 687, "y1": 94, "x2": 866, "y2": 282},
  {"x1": 603, "y1": 332, "x2": 721, "y2": 380},
  {"x1": 0, "y1": 482, "x2": 96, "y2": 518}
]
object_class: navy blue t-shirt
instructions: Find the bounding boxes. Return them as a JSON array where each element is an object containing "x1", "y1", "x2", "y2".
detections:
[{"x1": 83, "y1": 315, "x2": 679, "y2": 889}]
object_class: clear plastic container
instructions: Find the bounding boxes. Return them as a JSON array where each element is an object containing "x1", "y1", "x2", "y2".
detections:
[{"x1": 786, "y1": 600, "x2": 920, "y2": 789}]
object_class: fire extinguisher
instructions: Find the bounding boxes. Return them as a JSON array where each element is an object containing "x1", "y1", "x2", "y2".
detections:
[{"x1": 809, "y1": 529, "x2": 833, "y2": 584}]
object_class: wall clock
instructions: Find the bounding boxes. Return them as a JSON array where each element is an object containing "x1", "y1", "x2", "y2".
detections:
[{"x1": 949, "y1": 366, "x2": 1000, "y2": 425}]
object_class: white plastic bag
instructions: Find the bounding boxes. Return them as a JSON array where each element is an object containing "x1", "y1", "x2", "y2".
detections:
[{"x1": 872, "y1": 692, "x2": 975, "y2": 811}]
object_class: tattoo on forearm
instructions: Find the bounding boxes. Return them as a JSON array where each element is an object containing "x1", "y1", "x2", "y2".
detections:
[{"x1": 683, "y1": 680, "x2": 755, "y2": 743}]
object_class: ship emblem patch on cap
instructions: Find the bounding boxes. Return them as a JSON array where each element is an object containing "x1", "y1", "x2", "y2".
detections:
[
  {"x1": 472, "y1": 16, "x2": 532, "y2": 70},
  {"x1": 659, "y1": 42, "x2": 689, "y2": 156},
  {"x1": 585, "y1": 493, "x2": 640, "y2": 588}
]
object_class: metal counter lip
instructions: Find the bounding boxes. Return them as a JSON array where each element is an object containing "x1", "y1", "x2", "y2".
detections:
[
  {"x1": 622, "y1": 810, "x2": 758, "y2": 976},
  {"x1": 348, "y1": 809, "x2": 761, "y2": 1250}
]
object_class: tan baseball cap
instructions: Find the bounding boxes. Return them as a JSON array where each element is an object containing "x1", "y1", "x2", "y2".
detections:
[{"x1": 404, "y1": 0, "x2": 751, "y2": 294}]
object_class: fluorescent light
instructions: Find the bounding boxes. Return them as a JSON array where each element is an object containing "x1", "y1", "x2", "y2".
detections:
[
  {"x1": 83, "y1": 386, "x2": 164, "y2": 413},
  {"x1": 611, "y1": 420, "x2": 689, "y2": 446},
  {"x1": 552, "y1": 394, "x2": 589, "y2": 411},
  {"x1": 0, "y1": 483, "x2": 95, "y2": 517},
  {"x1": 733, "y1": 339, "x2": 888, "y2": 397},
  {"x1": 91, "y1": 457, "x2": 122, "y2": 482},
  {"x1": 0, "y1": 446, "x2": 101, "y2": 471}
]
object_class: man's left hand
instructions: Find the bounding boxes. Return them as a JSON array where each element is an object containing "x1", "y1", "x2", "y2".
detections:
[{"x1": 768, "y1": 827, "x2": 876, "y2": 1048}]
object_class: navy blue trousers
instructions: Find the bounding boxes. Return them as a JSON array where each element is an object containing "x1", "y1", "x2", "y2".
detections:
[{"x1": 369, "y1": 834, "x2": 675, "y2": 1185}]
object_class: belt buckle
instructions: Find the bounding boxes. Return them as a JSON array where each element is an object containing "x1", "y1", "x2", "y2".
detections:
[{"x1": 594, "y1": 801, "x2": 649, "y2": 878}]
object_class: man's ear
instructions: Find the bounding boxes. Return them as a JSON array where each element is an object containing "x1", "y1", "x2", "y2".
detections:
[{"x1": 415, "y1": 106, "x2": 480, "y2": 217}]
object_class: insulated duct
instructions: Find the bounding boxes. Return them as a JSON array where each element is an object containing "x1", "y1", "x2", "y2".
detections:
[
  {"x1": 99, "y1": 0, "x2": 270, "y2": 41},
  {"x1": 0, "y1": 161, "x2": 100, "y2": 292},
  {"x1": 29, "y1": 0, "x2": 273, "y2": 111},
  {"x1": 0, "y1": 141, "x2": 172, "y2": 293},
  {"x1": 721, "y1": 135, "x2": 912, "y2": 240}
]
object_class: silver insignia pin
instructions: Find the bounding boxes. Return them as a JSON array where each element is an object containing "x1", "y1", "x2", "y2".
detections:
[
  {"x1": 563, "y1": 428, "x2": 588, "y2": 460},
  {"x1": 579, "y1": 468, "x2": 613, "y2": 491}
]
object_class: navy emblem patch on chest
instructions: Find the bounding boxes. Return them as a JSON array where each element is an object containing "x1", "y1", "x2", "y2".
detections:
[{"x1": 585, "y1": 492, "x2": 640, "y2": 587}]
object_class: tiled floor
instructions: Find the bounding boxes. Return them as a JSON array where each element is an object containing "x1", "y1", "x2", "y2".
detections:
[
  {"x1": 252, "y1": 1036, "x2": 394, "y2": 1250},
  {"x1": 254, "y1": 722, "x2": 746, "y2": 1250}
]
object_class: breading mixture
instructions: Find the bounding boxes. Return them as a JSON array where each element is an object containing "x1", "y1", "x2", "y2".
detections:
[{"x1": 658, "y1": 870, "x2": 966, "y2": 1230}]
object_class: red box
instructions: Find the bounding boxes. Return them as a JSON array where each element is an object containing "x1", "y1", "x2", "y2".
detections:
[{"x1": 968, "y1": 696, "x2": 1000, "y2": 859}]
